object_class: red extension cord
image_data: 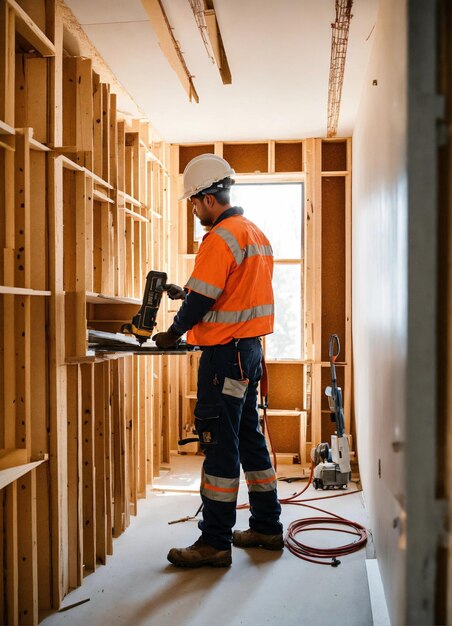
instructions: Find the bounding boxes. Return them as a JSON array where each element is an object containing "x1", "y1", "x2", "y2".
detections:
[{"x1": 262, "y1": 410, "x2": 369, "y2": 566}]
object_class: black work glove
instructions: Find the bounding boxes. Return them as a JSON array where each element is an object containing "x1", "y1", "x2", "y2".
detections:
[
  {"x1": 152, "y1": 326, "x2": 182, "y2": 349},
  {"x1": 163, "y1": 283, "x2": 186, "y2": 300}
]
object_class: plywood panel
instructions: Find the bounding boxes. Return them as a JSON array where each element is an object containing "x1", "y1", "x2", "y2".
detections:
[
  {"x1": 321, "y1": 176, "x2": 346, "y2": 362},
  {"x1": 179, "y1": 144, "x2": 214, "y2": 173},
  {"x1": 275, "y1": 141, "x2": 303, "y2": 172},
  {"x1": 322, "y1": 140, "x2": 347, "y2": 172},
  {"x1": 223, "y1": 143, "x2": 268, "y2": 173},
  {"x1": 266, "y1": 362, "x2": 303, "y2": 410}
]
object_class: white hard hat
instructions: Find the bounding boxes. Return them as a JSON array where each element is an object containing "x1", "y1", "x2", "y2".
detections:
[{"x1": 179, "y1": 154, "x2": 235, "y2": 201}]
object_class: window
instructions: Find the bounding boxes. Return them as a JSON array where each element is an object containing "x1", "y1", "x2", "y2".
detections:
[{"x1": 195, "y1": 182, "x2": 304, "y2": 360}]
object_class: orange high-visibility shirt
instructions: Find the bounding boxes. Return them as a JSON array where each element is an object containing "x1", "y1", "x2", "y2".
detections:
[{"x1": 185, "y1": 213, "x2": 274, "y2": 346}]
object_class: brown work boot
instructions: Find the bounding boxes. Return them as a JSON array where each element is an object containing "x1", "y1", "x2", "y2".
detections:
[
  {"x1": 232, "y1": 528, "x2": 284, "y2": 551},
  {"x1": 167, "y1": 537, "x2": 232, "y2": 568}
]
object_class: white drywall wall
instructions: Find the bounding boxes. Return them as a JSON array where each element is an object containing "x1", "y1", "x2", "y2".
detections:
[{"x1": 352, "y1": 0, "x2": 408, "y2": 623}]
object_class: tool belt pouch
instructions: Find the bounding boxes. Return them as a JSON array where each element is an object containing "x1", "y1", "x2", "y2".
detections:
[{"x1": 194, "y1": 404, "x2": 220, "y2": 446}]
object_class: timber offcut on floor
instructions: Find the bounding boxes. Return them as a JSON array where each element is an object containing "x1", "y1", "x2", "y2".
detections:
[{"x1": 40, "y1": 455, "x2": 372, "y2": 626}]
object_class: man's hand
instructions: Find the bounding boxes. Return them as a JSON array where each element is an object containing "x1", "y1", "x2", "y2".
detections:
[
  {"x1": 163, "y1": 283, "x2": 186, "y2": 300},
  {"x1": 152, "y1": 326, "x2": 182, "y2": 349}
]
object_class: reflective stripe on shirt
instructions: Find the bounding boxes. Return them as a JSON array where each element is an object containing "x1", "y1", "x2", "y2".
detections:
[
  {"x1": 185, "y1": 276, "x2": 223, "y2": 299},
  {"x1": 215, "y1": 227, "x2": 244, "y2": 265},
  {"x1": 244, "y1": 244, "x2": 273, "y2": 259},
  {"x1": 215, "y1": 229, "x2": 274, "y2": 266},
  {"x1": 202, "y1": 303, "x2": 274, "y2": 324}
]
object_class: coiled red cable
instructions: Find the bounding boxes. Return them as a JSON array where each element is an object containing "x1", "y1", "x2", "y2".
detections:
[{"x1": 279, "y1": 462, "x2": 368, "y2": 565}]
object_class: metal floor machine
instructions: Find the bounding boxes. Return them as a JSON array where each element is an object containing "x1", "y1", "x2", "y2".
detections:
[{"x1": 312, "y1": 334, "x2": 352, "y2": 490}]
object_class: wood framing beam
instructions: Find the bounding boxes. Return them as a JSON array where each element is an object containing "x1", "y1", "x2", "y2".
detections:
[
  {"x1": 141, "y1": 0, "x2": 199, "y2": 103},
  {"x1": 0, "y1": 0, "x2": 15, "y2": 126},
  {"x1": 7, "y1": 0, "x2": 55, "y2": 57},
  {"x1": 204, "y1": 4, "x2": 232, "y2": 84}
]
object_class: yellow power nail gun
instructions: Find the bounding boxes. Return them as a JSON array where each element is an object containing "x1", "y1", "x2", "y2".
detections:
[{"x1": 121, "y1": 270, "x2": 167, "y2": 344}]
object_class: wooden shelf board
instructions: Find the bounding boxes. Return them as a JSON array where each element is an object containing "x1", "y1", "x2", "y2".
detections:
[
  {"x1": 87, "y1": 170, "x2": 114, "y2": 190},
  {"x1": 29, "y1": 136, "x2": 51, "y2": 151},
  {"x1": 0, "y1": 137, "x2": 15, "y2": 151},
  {"x1": 0, "y1": 458, "x2": 47, "y2": 491},
  {"x1": 93, "y1": 189, "x2": 114, "y2": 204},
  {"x1": 117, "y1": 190, "x2": 141, "y2": 208},
  {"x1": 86, "y1": 292, "x2": 141, "y2": 305},
  {"x1": 0, "y1": 286, "x2": 51, "y2": 296},
  {"x1": 59, "y1": 155, "x2": 85, "y2": 172},
  {"x1": 0, "y1": 120, "x2": 15, "y2": 135},
  {"x1": 8, "y1": 0, "x2": 56, "y2": 57},
  {"x1": 266, "y1": 409, "x2": 304, "y2": 416},
  {"x1": 122, "y1": 207, "x2": 149, "y2": 222}
]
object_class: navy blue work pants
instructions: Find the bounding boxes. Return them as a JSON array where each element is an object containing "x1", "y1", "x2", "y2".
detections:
[{"x1": 194, "y1": 337, "x2": 282, "y2": 550}]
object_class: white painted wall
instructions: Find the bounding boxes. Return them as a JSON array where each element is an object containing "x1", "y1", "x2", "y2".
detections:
[
  {"x1": 352, "y1": 0, "x2": 408, "y2": 623},
  {"x1": 353, "y1": 0, "x2": 442, "y2": 623}
]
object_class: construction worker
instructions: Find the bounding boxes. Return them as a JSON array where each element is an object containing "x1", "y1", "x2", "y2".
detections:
[{"x1": 153, "y1": 154, "x2": 283, "y2": 567}]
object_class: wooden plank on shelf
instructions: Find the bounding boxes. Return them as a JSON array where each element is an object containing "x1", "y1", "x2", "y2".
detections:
[
  {"x1": 66, "y1": 364, "x2": 83, "y2": 590},
  {"x1": 17, "y1": 469, "x2": 38, "y2": 625},
  {"x1": 138, "y1": 356, "x2": 146, "y2": 498},
  {"x1": 85, "y1": 173, "x2": 94, "y2": 292},
  {"x1": 146, "y1": 356, "x2": 153, "y2": 485},
  {"x1": 133, "y1": 220, "x2": 141, "y2": 299},
  {"x1": 76, "y1": 57, "x2": 93, "y2": 155},
  {"x1": 75, "y1": 171, "x2": 87, "y2": 357},
  {"x1": 123, "y1": 357, "x2": 131, "y2": 526},
  {"x1": 14, "y1": 128, "x2": 31, "y2": 288},
  {"x1": 60, "y1": 154, "x2": 84, "y2": 172},
  {"x1": 0, "y1": 1, "x2": 15, "y2": 127},
  {"x1": 29, "y1": 147, "x2": 47, "y2": 291},
  {"x1": 29, "y1": 297, "x2": 48, "y2": 499},
  {"x1": 7, "y1": 0, "x2": 55, "y2": 56},
  {"x1": 47, "y1": 0, "x2": 63, "y2": 147},
  {"x1": 93, "y1": 198, "x2": 102, "y2": 294},
  {"x1": 102, "y1": 82, "x2": 110, "y2": 184},
  {"x1": 111, "y1": 359, "x2": 122, "y2": 537},
  {"x1": 109, "y1": 93, "x2": 117, "y2": 190},
  {"x1": 161, "y1": 355, "x2": 170, "y2": 464},
  {"x1": 5, "y1": 481, "x2": 18, "y2": 625},
  {"x1": 0, "y1": 285, "x2": 50, "y2": 295},
  {"x1": 62, "y1": 56, "x2": 76, "y2": 150},
  {"x1": 130, "y1": 356, "x2": 138, "y2": 515},
  {"x1": 117, "y1": 119, "x2": 125, "y2": 192},
  {"x1": 81, "y1": 363, "x2": 96, "y2": 572},
  {"x1": 94, "y1": 362, "x2": 107, "y2": 565},
  {"x1": 25, "y1": 56, "x2": 48, "y2": 144},
  {"x1": 93, "y1": 72, "x2": 102, "y2": 179},
  {"x1": 104, "y1": 362, "x2": 113, "y2": 555},
  {"x1": 47, "y1": 154, "x2": 69, "y2": 605},
  {"x1": 0, "y1": 457, "x2": 45, "y2": 490},
  {"x1": 85, "y1": 292, "x2": 141, "y2": 306},
  {"x1": 152, "y1": 355, "x2": 162, "y2": 478},
  {"x1": 93, "y1": 188, "x2": 114, "y2": 204}
]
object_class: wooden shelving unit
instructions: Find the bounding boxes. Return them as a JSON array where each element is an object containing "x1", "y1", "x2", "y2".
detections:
[{"x1": 0, "y1": 1, "x2": 179, "y2": 622}]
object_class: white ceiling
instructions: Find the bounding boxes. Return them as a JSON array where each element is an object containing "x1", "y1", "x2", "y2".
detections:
[{"x1": 65, "y1": 0, "x2": 380, "y2": 143}]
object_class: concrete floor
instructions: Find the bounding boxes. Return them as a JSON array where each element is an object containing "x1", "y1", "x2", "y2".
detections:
[{"x1": 40, "y1": 455, "x2": 373, "y2": 626}]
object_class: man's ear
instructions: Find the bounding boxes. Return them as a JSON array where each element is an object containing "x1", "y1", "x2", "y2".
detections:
[{"x1": 203, "y1": 194, "x2": 215, "y2": 208}]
